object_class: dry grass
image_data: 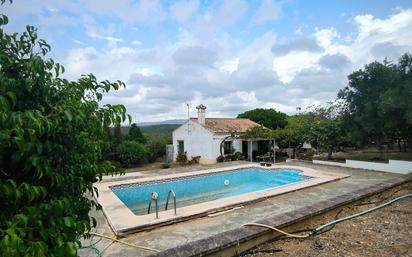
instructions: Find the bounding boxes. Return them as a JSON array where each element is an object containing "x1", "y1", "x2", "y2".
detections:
[{"x1": 246, "y1": 183, "x2": 412, "y2": 257}]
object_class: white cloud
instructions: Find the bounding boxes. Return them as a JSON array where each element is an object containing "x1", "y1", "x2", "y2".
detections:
[
  {"x1": 132, "y1": 40, "x2": 143, "y2": 46},
  {"x1": 73, "y1": 39, "x2": 84, "y2": 45},
  {"x1": 273, "y1": 52, "x2": 322, "y2": 83},
  {"x1": 83, "y1": 0, "x2": 167, "y2": 24},
  {"x1": 64, "y1": 46, "x2": 138, "y2": 82},
  {"x1": 295, "y1": 26, "x2": 303, "y2": 35},
  {"x1": 170, "y1": 0, "x2": 199, "y2": 22},
  {"x1": 89, "y1": 32, "x2": 123, "y2": 47},
  {"x1": 272, "y1": 38, "x2": 324, "y2": 56},
  {"x1": 313, "y1": 28, "x2": 338, "y2": 48},
  {"x1": 345, "y1": 9, "x2": 412, "y2": 64},
  {"x1": 215, "y1": 0, "x2": 247, "y2": 27},
  {"x1": 53, "y1": 8, "x2": 412, "y2": 122},
  {"x1": 254, "y1": 0, "x2": 282, "y2": 24},
  {"x1": 220, "y1": 58, "x2": 239, "y2": 73}
]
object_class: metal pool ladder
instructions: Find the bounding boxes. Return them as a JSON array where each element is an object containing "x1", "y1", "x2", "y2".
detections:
[
  {"x1": 165, "y1": 189, "x2": 177, "y2": 215},
  {"x1": 147, "y1": 192, "x2": 159, "y2": 219}
]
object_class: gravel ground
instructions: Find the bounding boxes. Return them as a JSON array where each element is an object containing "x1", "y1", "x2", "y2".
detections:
[{"x1": 245, "y1": 182, "x2": 412, "y2": 257}]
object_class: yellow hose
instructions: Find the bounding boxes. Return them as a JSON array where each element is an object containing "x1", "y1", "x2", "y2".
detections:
[
  {"x1": 244, "y1": 223, "x2": 311, "y2": 238},
  {"x1": 89, "y1": 232, "x2": 160, "y2": 252}
]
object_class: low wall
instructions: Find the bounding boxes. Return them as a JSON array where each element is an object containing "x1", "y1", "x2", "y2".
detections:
[
  {"x1": 313, "y1": 159, "x2": 412, "y2": 174},
  {"x1": 313, "y1": 160, "x2": 347, "y2": 167}
]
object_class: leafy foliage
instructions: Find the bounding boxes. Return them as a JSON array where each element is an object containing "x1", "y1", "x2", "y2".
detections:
[
  {"x1": 115, "y1": 141, "x2": 146, "y2": 167},
  {"x1": 216, "y1": 155, "x2": 225, "y2": 163},
  {"x1": 187, "y1": 156, "x2": 201, "y2": 164},
  {"x1": 338, "y1": 54, "x2": 412, "y2": 150},
  {"x1": 305, "y1": 117, "x2": 342, "y2": 159},
  {"x1": 242, "y1": 126, "x2": 275, "y2": 139},
  {"x1": 127, "y1": 123, "x2": 146, "y2": 143},
  {"x1": 274, "y1": 114, "x2": 313, "y2": 148},
  {"x1": 145, "y1": 133, "x2": 172, "y2": 162},
  {"x1": 237, "y1": 108, "x2": 288, "y2": 129},
  {"x1": 176, "y1": 151, "x2": 188, "y2": 163},
  {"x1": 160, "y1": 163, "x2": 170, "y2": 169},
  {"x1": 112, "y1": 123, "x2": 123, "y2": 145},
  {"x1": 0, "y1": 16, "x2": 129, "y2": 256}
]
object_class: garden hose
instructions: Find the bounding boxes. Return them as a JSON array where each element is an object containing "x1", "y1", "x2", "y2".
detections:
[
  {"x1": 88, "y1": 232, "x2": 160, "y2": 253},
  {"x1": 313, "y1": 193, "x2": 412, "y2": 233},
  {"x1": 244, "y1": 222, "x2": 311, "y2": 238},
  {"x1": 244, "y1": 193, "x2": 412, "y2": 238},
  {"x1": 80, "y1": 238, "x2": 103, "y2": 257}
]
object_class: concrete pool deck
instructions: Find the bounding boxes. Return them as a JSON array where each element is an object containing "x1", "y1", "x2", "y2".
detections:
[
  {"x1": 79, "y1": 160, "x2": 411, "y2": 257},
  {"x1": 96, "y1": 163, "x2": 348, "y2": 236}
]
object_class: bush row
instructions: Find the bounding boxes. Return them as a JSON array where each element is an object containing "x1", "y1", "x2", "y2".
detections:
[{"x1": 104, "y1": 124, "x2": 170, "y2": 167}]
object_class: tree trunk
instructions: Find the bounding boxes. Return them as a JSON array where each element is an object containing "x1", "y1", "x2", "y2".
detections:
[
  {"x1": 376, "y1": 137, "x2": 382, "y2": 149},
  {"x1": 407, "y1": 137, "x2": 412, "y2": 152},
  {"x1": 327, "y1": 147, "x2": 333, "y2": 160},
  {"x1": 398, "y1": 139, "x2": 402, "y2": 152}
]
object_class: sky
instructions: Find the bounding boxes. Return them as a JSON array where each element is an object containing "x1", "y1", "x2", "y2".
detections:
[{"x1": 2, "y1": 0, "x2": 412, "y2": 122}]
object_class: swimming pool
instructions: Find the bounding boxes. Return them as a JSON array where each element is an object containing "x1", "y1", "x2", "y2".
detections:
[
  {"x1": 111, "y1": 168, "x2": 312, "y2": 215},
  {"x1": 96, "y1": 164, "x2": 347, "y2": 235}
]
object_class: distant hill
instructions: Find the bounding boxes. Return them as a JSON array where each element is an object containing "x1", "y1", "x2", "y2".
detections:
[
  {"x1": 110, "y1": 120, "x2": 184, "y2": 136},
  {"x1": 138, "y1": 119, "x2": 186, "y2": 127},
  {"x1": 141, "y1": 124, "x2": 180, "y2": 134}
]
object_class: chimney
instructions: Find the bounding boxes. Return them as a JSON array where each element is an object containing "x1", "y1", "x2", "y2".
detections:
[{"x1": 196, "y1": 104, "x2": 207, "y2": 125}]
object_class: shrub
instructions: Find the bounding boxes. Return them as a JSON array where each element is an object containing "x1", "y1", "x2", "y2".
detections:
[
  {"x1": 0, "y1": 16, "x2": 128, "y2": 256},
  {"x1": 216, "y1": 155, "x2": 225, "y2": 162},
  {"x1": 127, "y1": 123, "x2": 146, "y2": 143},
  {"x1": 116, "y1": 141, "x2": 146, "y2": 167},
  {"x1": 176, "y1": 151, "x2": 188, "y2": 164},
  {"x1": 233, "y1": 151, "x2": 244, "y2": 160},
  {"x1": 145, "y1": 137, "x2": 166, "y2": 162},
  {"x1": 160, "y1": 163, "x2": 170, "y2": 169},
  {"x1": 188, "y1": 156, "x2": 201, "y2": 165}
]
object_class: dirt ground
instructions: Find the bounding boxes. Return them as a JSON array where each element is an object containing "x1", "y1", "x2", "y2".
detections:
[{"x1": 245, "y1": 183, "x2": 412, "y2": 257}]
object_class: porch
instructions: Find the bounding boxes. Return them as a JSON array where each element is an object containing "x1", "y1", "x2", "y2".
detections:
[{"x1": 241, "y1": 138, "x2": 278, "y2": 163}]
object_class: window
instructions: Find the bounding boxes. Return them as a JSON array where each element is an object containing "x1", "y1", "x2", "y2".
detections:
[
  {"x1": 177, "y1": 140, "x2": 184, "y2": 153},
  {"x1": 224, "y1": 141, "x2": 233, "y2": 154}
]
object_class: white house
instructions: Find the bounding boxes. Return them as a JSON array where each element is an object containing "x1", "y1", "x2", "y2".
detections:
[{"x1": 172, "y1": 104, "x2": 275, "y2": 164}]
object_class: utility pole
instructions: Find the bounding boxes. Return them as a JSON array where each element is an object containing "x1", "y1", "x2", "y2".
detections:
[{"x1": 186, "y1": 103, "x2": 190, "y2": 135}]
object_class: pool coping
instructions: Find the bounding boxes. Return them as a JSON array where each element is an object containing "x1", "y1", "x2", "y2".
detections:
[
  {"x1": 145, "y1": 174, "x2": 412, "y2": 257},
  {"x1": 95, "y1": 163, "x2": 349, "y2": 236}
]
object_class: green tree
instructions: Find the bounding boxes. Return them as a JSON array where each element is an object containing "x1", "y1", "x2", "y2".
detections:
[
  {"x1": 112, "y1": 123, "x2": 123, "y2": 145},
  {"x1": 242, "y1": 126, "x2": 274, "y2": 139},
  {"x1": 305, "y1": 117, "x2": 342, "y2": 159},
  {"x1": 279, "y1": 105, "x2": 345, "y2": 159},
  {"x1": 237, "y1": 108, "x2": 288, "y2": 130},
  {"x1": 379, "y1": 53, "x2": 412, "y2": 151},
  {"x1": 145, "y1": 137, "x2": 166, "y2": 162},
  {"x1": 338, "y1": 60, "x2": 398, "y2": 146},
  {"x1": 127, "y1": 123, "x2": 146, "y2": 143},
  {"x1": 116, "y1": 141, "x2": 146, "y2": 167},
  {"x1": 0, "y1": 14, "x2": 129, "y2": 256},
  {"x1": 275, "y1": 113, "x2": 314, "y2": 148}
]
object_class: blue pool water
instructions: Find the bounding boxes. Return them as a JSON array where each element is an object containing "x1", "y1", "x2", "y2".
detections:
[{"x1": 111, "y1": 168, "x2": 311, "y2": 215}]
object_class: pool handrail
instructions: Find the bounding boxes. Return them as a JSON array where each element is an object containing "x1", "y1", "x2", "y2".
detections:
[
  {"x1": 147, "y1": 192, "x2": 159, "y2": 219},
  {"x1": 165, "y1": 189, "x2": 177, "y2": 215}
]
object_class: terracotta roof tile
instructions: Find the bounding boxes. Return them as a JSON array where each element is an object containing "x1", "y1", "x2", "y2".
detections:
[{"x1": 190, "y1": 118, "x2": 259, "y2": 133}]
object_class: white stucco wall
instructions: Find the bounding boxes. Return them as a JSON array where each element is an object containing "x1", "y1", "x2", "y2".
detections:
[
  {"x1": 211, "y1": 135, "x2": 243, "y2": 157},
  {"x1": 172, "y1": 121, "x2": 215, "y2": 163},
  {"x1": 172, "y1": 122, "x2": 244, "y2": 164},
  {"x1": 233, "y1": 139, "x2": 242, "y2": 153},
  {"x1": 313, "y1": 159, "x2": 412, "y2": 174}
]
